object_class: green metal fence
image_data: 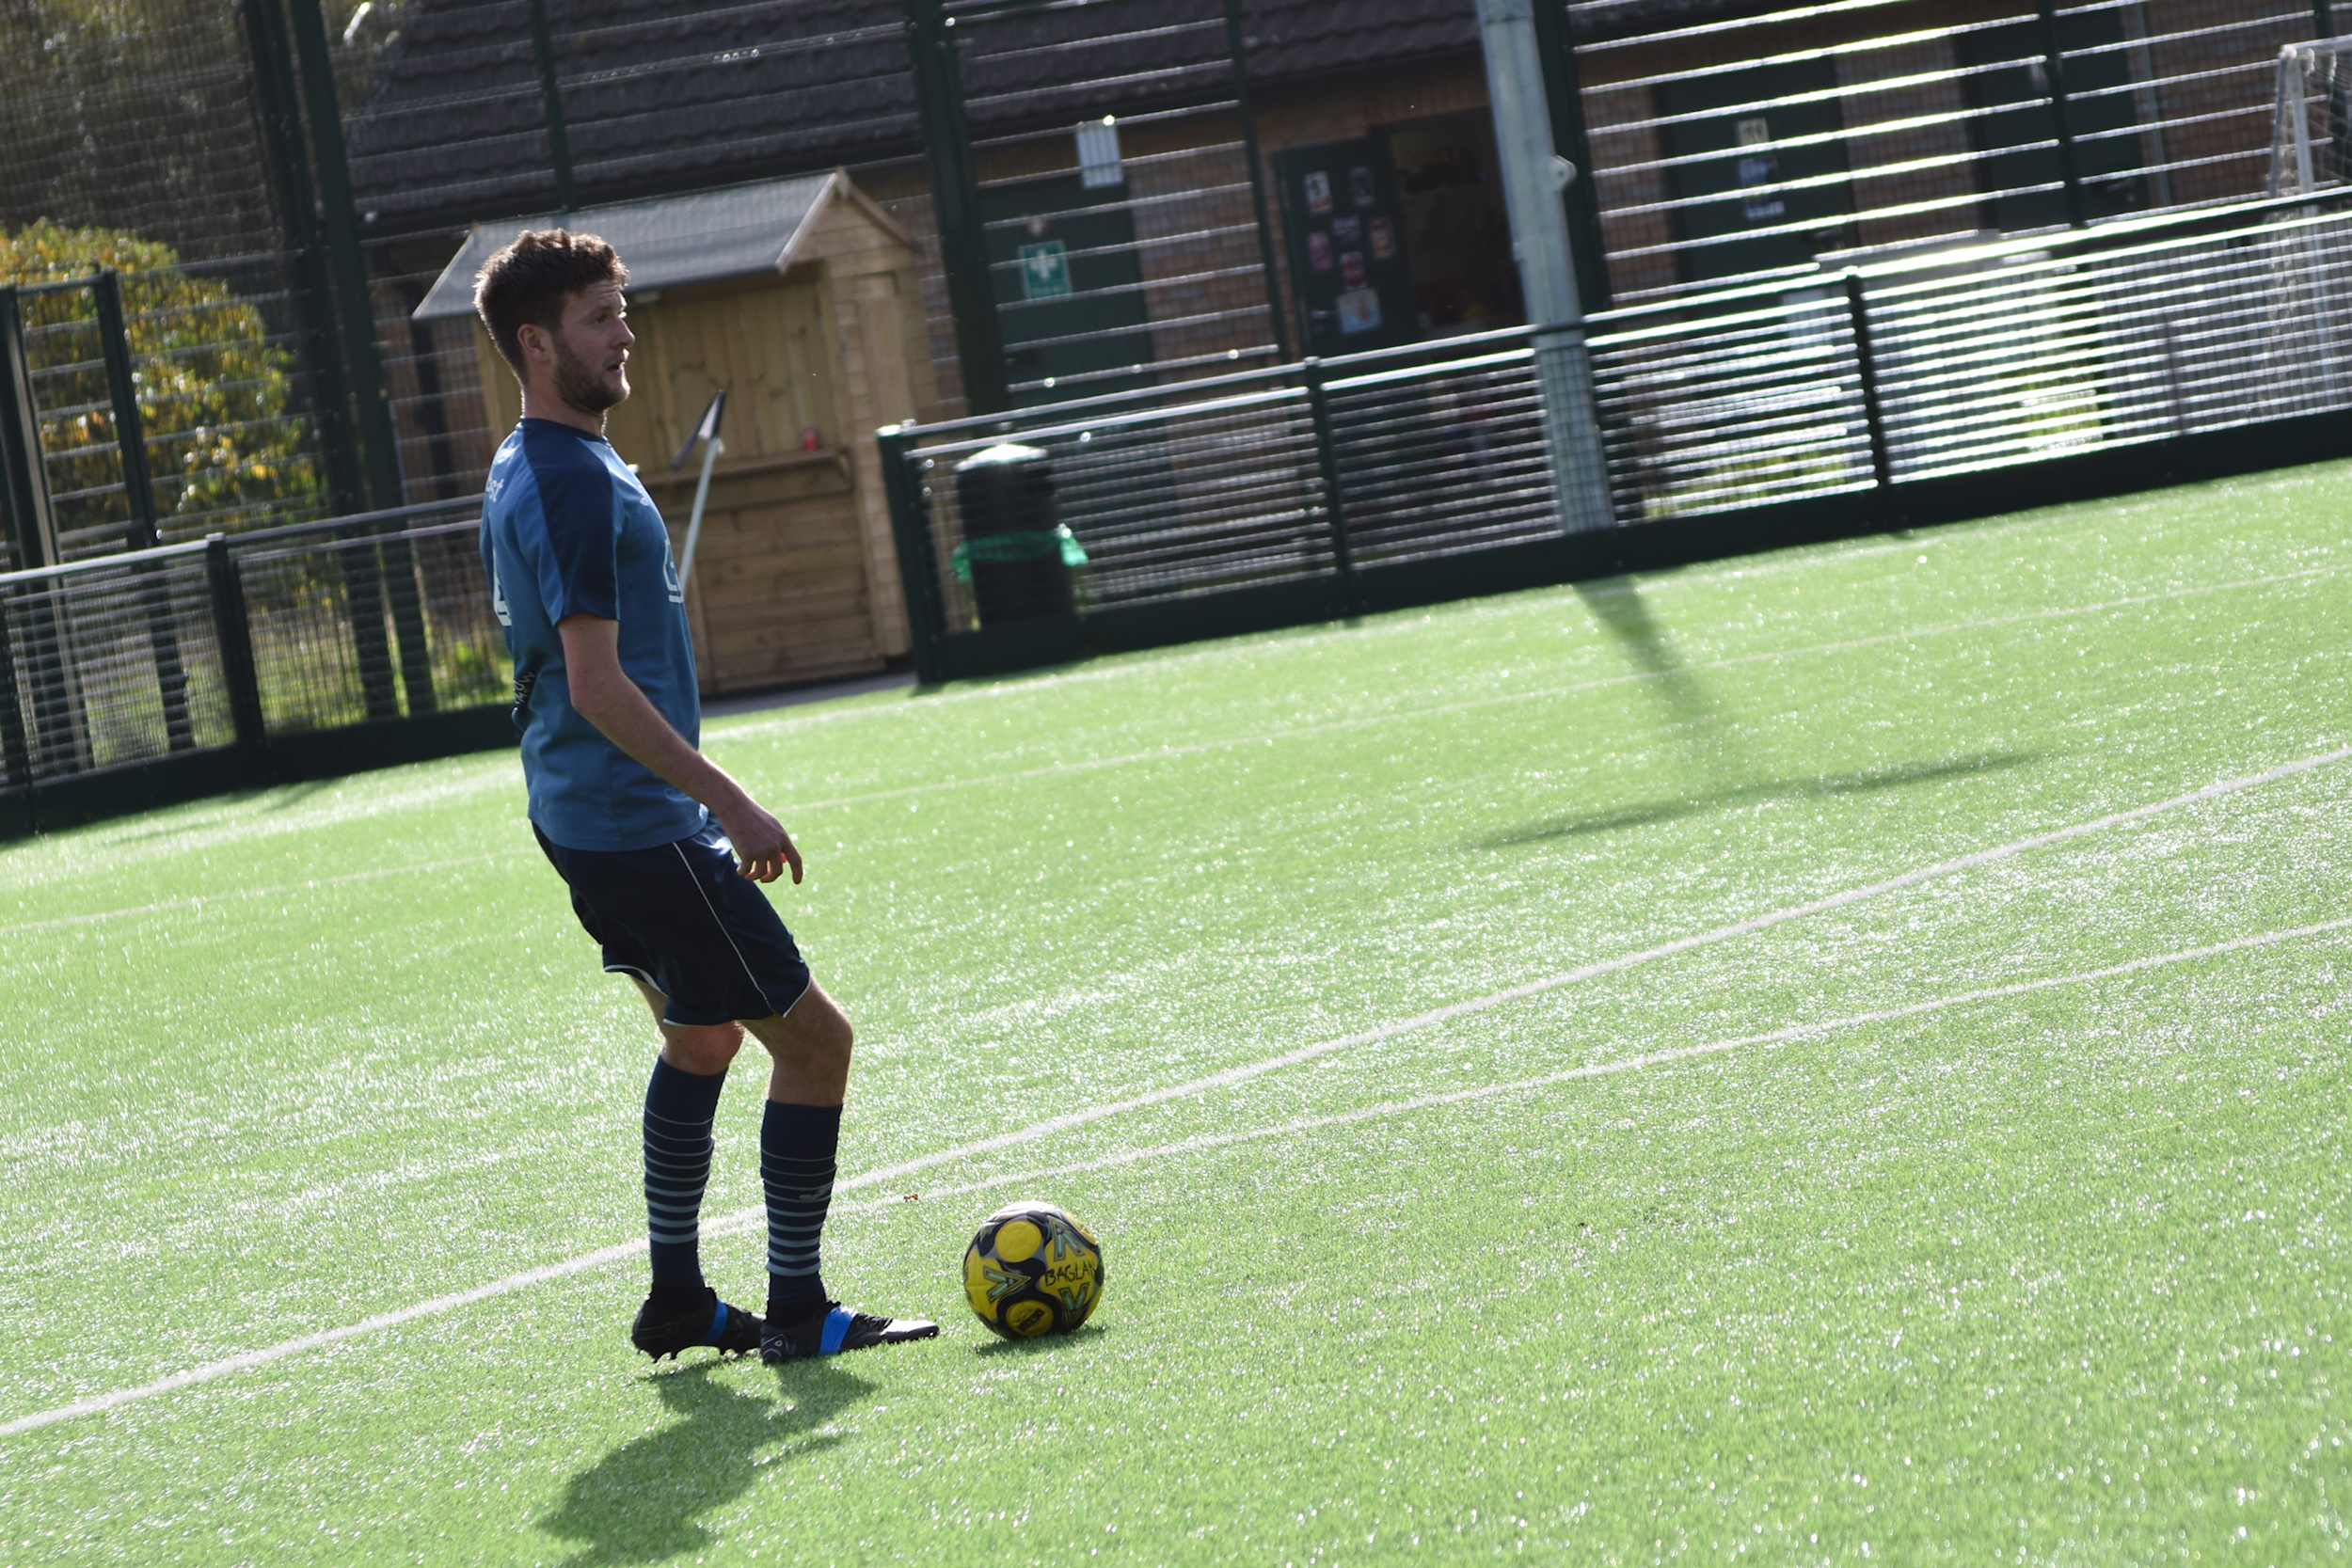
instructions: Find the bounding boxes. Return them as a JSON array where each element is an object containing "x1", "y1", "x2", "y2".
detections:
[{"x1": 883, "y1": 187, "x2": 2352, "y2": 682}]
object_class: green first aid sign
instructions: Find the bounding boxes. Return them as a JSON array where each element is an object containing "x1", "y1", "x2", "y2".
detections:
[{"x1": 1019, "y1": 240, "x2": 1072, "y2": 301}]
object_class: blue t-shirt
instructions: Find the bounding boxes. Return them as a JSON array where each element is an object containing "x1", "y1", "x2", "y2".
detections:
[{"x1": 481, "y1": 418, "x2": 706, "y2": 851}]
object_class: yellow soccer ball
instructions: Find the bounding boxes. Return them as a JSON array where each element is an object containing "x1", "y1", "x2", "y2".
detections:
[{"x1": 962, "y1": 1200, "x2": 1104, "y2": 1338}]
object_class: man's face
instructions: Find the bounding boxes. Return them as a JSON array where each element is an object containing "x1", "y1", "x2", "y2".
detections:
[{"x1": 544, "y1": 279, "x2": 633, "y2": 415}]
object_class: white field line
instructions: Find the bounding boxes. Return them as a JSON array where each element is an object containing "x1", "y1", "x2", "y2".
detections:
[
  {"x1": 827, "y1": 911, "x2": 2352, "y2": 1215},
  {"x1": 8, "y1": 905, "x2": 2344, "y2": 1441},
  {"x1": 3, "y1": 747, "x2": 2344, "y2": 1439},
  {"x1": 0, "y1": 560, "x2": 2334, "y2": 937},
  {"x1": 812, "y1": 741, "x2": 2352, "y2": 1194}
]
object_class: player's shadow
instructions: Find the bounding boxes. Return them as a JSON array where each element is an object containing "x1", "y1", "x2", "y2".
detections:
[
  {"x1": 535, "y1": 1358, "x2": 872, "y2": 1566},
  {"x1": 1476, "y1": 750, "x2": 2037, "y2": 849}
]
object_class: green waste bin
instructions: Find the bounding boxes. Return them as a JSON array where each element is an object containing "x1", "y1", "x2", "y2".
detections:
[{"x1": 952, "y1": 443, "x2": 1085, "y2": 625}]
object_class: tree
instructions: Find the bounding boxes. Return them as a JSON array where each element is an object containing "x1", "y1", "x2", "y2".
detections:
[{"x1": 1, "y1": 219, "x2": 325, "y2": 551}]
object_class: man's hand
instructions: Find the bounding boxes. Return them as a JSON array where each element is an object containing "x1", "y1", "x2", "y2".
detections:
[
  {"x1": 557, "y1": 613, "x2": 804, "y2": 884},
  {"x1": 712, "y1": 794, "x2": 803, "y2": 884}
]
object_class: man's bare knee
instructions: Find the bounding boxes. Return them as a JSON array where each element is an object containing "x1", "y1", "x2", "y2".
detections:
[{"x1": 659, "y1": 1019, "x2": 744, "y2": 1076}]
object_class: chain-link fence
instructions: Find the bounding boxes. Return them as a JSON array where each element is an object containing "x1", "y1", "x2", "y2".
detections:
[{"x1": 0, "y1": 500, "x2": 509, "y2": 831}]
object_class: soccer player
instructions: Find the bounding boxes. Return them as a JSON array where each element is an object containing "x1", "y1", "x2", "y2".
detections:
[{"x1": 473, "y1": 229, "x2": 937, "y2": 1364}]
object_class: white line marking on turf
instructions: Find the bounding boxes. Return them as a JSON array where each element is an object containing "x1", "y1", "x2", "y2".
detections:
[
  {"x1": 5, "y1": 562, "x2": 2336, "y2": 934},
  {"x1": 817, "y1": 741, "x2": 2352, "y2": 1193},
  {"x1": 0, "y1": 1239, "x2": 646, "y2": 1439},
  {"x1": 6, "y1": 745, "x2": 2346, "y2": 1438},
  {"x1": 825, "y1": 911, "x2": 2352, "y2": 1213},
  {"x1": 10, "y1": 904, "x2": 2346, "y2": 1440}
]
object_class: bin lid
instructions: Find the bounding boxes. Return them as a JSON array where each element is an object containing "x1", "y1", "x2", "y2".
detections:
[
  {"x1": 955, "y1": 442, "x2": 1050, "y2": 472},
  {"x1": 411, "y1": 168, "x2": 908, "y2": 323}
]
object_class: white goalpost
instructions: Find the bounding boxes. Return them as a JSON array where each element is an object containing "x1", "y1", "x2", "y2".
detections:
[{"x1": 2268, "y1": 38, "x2": 2352, "y2": 198}]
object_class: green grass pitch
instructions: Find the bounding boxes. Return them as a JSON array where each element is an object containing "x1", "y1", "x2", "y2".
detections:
[{"x1": 5, "y1": 460, "x2": 2350, "y2": 1563}]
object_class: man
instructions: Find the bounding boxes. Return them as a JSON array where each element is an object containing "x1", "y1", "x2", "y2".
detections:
[{"x1": 473, "y1": 229, "x2": 935, "y2": 1363}]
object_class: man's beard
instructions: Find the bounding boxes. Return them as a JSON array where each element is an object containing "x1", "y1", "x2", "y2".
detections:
[{"x1": 552, "y1": 335, "x2": 626, "y2": 414}]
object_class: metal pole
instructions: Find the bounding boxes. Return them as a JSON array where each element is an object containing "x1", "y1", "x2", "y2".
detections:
[
  {"x1": 2036, "y1": 0, "x2": 2090, "y2": 229},
  {"x1": 0, "y1": 589, "x2": 32, "y2": 827},
  {"x1": 93, "y1": 271, "x2": 196, "y2": 752},
  {"x1": 287, "y1": 0, "x2": 437, "y2": 715},
  {"x1": 1527, "y1": 0, "x2": 1613, "y2": 313},
  {"x1": 526, "y1": 0, "x2": 577, "y2": 213},
  {"x1": 1302, "y1": 363, "x2": 1361, "y2": 614},
  {"x1": 1477, "y1": 0, "x2": 1614, "y2": 532},
  {"x1": 0, "y1": 287, "x2": 59, "y2": 572},
  {"x1": 1844, "y1": 272, "x2": 1893, "y2": 494},
  {"x1": 241, "y1": 0, "x2": 368, "y2": 519},
  {"x1": 206, "y1": 534, "x2": 270, "y2": 768},
  {"x1": 878, "y1": 424, "x2": 946, "y2": 682},
  {"x1": 285, "y1": 0, "x2": 405, "y2": 515},
  {"x1": 677, "y1": 435, "x2": 724, "y2": 588},
  {"x1": 905, "y1": 0, "x2": 1012, "y2": 415},
  {"x1": 91, "y1": 271, "x2": 158, "y2": 550},
  {"x1": 1221, "y1": 0, "x2": 1293, "y2": 361}
]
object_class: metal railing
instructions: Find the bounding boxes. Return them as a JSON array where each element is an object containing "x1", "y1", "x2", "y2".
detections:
[
  {"x1": 0, "y1": 497, "x2": 508, "y2": 833},
  {"x1": 882, "y1": 189, "x2": 2352, "y2": 680}
]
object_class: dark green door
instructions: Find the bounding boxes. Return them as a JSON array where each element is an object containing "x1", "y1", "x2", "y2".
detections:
[
  {"x1": 1658, "y1": 58, "x2": 1854, "y2": 285},
  {"x1": 1275, "y1": 137, "x2": 1419, "y2": 357},
  {"x1": 983, "y1": 173, "x2": 1157, "y2": 406}
]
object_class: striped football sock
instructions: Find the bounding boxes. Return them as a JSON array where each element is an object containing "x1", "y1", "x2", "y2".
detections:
[
  {"x1": 761, "y1": 1100, "x2": 842, "y2": 1320},
  {"x1": 643, "y1": 1056, "x2": 728, "y2": 1291}
]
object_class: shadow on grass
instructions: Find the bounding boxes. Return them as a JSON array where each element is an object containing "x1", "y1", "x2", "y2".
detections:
[
  {"x1": 536, "y1": 1358, "x2": 872, "y2": 1566},
  {"x1": 969, "y1": 1322, "x2": 1108, "y2": 1358},
  {"x1": 1475, "y1": 750, "x2": 2039, "y2": 849},
  {"x1": 1575, "y1": 579, "x2": 1716, "y2": 737}
]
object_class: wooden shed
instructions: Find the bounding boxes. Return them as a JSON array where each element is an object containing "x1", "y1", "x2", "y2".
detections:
[{"x1": 414, "y1": 169, "x2": 937, "y2": 692}]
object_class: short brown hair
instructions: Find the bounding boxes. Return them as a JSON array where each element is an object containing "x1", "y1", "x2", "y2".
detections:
[{"x1": 472, "y1": 229, "x2": 628, "y2": 377}]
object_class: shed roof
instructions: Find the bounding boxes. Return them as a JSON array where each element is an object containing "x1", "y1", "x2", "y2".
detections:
[{"x1": 411, "y1": 168, "x2": 901, "y2": 322}]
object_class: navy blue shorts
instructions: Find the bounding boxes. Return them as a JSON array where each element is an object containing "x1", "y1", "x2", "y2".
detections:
[{"x1": 533, "y1": 819, "x2": 814, "y2": 1028}]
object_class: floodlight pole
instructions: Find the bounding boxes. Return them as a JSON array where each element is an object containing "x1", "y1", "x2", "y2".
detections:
[{"x1": 1477, "y1": 0, "x2": 1615, "y2": 532}]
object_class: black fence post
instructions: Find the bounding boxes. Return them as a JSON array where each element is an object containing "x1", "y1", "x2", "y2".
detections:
[
  {"x1": 880, "y1": 425, "x2": 947, "y2": 683},
  {"x1": 0, "y1": 587, "x2": 33, "y2": 828},
  {"x1": 1301, "y1": 360, "x2": 1361, "y2": 615},
  {"x1": 91, "y1": 271, "x2": 158, "y2": 550},
  {"x1": 1844, "y1": 272, "x2": 1894, "y2": 497},
  {"x1": 94, "y1": 270, "x2": 198, "y2": 752},
  {"x1": 2035, "y1": 0, "x2": 2090, "y2": 229},
  {"x1": 906, "y1": 0, "x2": 1011, "y2": 417},
  {"x1": 526, "y1": 0, "x2": 578, "y2": 213},
  {"x1": 0, "y1": 286, "x2": 58, "y2": 573},
  {"x1": 1222, "y1": 0, "x2": 1293, "y2": 361},
  {"x1": 241, "y1": 0, "x2": 367, "y2": 517},
  {"x1": 286, "y1": 0, "x2": 405, "y2": 516},
  {"x1": 206, "y1": 535, "x2": 269, "y2": 770},
  {"x1": 1531, "y1": 0, "x2": 1614, "y2": 313}
]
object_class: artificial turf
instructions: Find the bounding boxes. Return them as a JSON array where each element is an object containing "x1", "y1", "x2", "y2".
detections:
[{"x1": 3, "y1": 458, "x2": 2349, "y2": 1562}]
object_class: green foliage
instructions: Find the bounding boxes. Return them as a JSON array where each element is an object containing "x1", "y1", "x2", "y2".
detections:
[{"x1": 0, "y1": 219, "x2": 323, "y2": 545}]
